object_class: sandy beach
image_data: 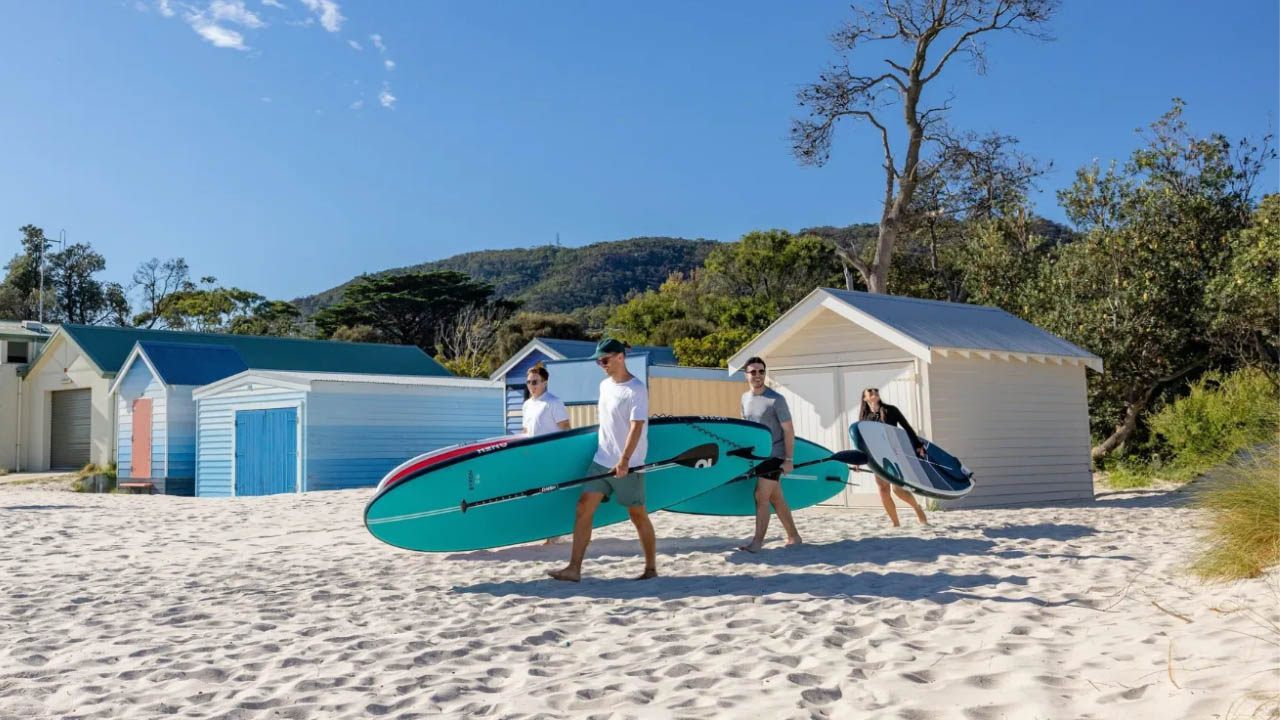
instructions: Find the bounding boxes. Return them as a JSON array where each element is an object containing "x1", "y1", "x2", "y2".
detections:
[{"x1": 2, "y1": 482, "x2": 1276, "y2": 720}]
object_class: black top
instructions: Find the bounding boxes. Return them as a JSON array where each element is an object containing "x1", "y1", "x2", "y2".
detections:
[{"x1": 858, "y1": 402, "x2": 922, "y2": 450}]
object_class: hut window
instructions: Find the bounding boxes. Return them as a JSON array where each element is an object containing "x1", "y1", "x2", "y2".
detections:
[{"x1": 5, "y1": 341, "x2": 28, "y2": 363}]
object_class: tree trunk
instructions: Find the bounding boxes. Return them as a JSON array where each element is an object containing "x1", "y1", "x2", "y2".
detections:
[
  {"x1": 1090, "y1": 394, "x2": 1149, "y2": 461},
  {"x1": 842, "y1": 263, "x2": 856, "y2": 291}
]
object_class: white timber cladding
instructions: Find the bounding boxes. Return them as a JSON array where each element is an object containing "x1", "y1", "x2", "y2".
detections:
[
  {"x1": 763, "y1": 307, "x2": 915, "y2": 369},
  {"x1": 927, "y1": 354, "x2": 1093, "y2": 508}
]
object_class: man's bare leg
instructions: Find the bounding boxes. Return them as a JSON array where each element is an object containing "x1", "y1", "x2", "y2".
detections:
[
  {"x1": 737, "y1": 479, "x2": 773, "y2": 553},
  {"x1": 548, "y1": 492, "x2": 604, "y2": 581},
  {"x1": 876, "y1": 476, "x2": 901, "y2": 527},
  {"x1": 768, "y1": 483, "x2": 802, "y2": 546},
  {"x1": 628, "y1": 505, "x2": 658, "y2": 579}
]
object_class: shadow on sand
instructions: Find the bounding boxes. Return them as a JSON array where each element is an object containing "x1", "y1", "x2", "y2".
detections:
[
  {"x1": 453, "y1": 570, "x2": 1067, "y2": 606},
  {"x1": 1, "y1": 505, "x2": 83, "y2": 511},
  {"x1": 981, "y1": 523, "x2": 1097, "y2": 541}
]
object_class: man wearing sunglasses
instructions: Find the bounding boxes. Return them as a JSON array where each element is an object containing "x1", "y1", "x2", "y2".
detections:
[
  {"x1": 548, "y1": 337, "x2": 656, "y2": 582},
  {"x1": 523, "y1": 362, "x2": 571, "y2": 544},
  {"x1": 737, "y1": 356, "x2": 802, "y2": 553}
]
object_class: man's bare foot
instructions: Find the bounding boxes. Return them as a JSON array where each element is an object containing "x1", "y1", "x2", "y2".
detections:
[
  {"x1": 543, "y1": 535, "x2": 564, "y2": 545},
  {"x1": 634, "y1": 567, "x2": 658, "y2": 580},
  {"x1": 547, "y1": 568, "x2": 580, "y2": 582},
  {"x1": 784, "y1": 538, "x2": 804, "y2": 548},
  {"x1": 736, "y1": 543, "x2": 762, "y2": 554}
]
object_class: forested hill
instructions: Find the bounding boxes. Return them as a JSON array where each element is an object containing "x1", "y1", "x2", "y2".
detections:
[{"x1": 293, "y1": 236, "x2": 719, "y2": 317}]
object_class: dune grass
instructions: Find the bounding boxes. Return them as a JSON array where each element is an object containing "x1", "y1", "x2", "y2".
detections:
[{"x1": 1191, "y1": 447, "x2": 1280, "y2": 582}]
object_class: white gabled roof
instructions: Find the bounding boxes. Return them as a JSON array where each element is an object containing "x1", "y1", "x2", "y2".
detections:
[{"x1": 729, "y1": 288, "x2": 1103, "y2": 373}]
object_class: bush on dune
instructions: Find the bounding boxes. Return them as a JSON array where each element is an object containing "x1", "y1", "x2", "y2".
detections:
[{"x1": 1191, "y1": 447, "x2": 1280, "y2": 582}]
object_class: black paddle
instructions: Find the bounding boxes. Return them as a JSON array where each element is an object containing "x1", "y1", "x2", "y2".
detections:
[
  {"x1": 725, "y1": 447, "x2": 870, "y2": 483},
  {"x1": 459, "y1": 443, "x2": 720, "y2": 513}
]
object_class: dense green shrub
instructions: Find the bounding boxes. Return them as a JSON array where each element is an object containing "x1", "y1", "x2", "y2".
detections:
[{"x1": 1191, "y1": 447, "x2": 1280, "y2": 581}]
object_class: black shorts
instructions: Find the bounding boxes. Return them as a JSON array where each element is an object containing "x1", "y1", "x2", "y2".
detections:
[{"x1": 758, "y1": 469, "x2": 782, "y2": 482}]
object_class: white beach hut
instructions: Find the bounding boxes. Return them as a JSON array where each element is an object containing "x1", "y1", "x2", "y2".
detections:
[{"x1": 729, "y1": 289, "x2": 1103, "y2": 509}]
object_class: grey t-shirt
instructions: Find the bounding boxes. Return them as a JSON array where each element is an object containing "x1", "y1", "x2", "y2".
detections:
[{"x1": 742, "y1": 388, "x2": 792, "y2": 459}]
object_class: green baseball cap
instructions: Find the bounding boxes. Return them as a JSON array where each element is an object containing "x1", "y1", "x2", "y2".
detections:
[{"x1": 591, "y1": 336, "x2": 627, "y2": 359}]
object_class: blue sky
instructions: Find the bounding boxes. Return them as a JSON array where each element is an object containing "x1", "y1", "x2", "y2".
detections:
[{"x1": 1, "y1": 1, "x2": 1276, "y2": 301}]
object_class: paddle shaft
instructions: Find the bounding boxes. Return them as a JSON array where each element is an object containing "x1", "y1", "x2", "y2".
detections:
[{"x1": 459, "y1": 444, "x2": 716, "y2": 513}]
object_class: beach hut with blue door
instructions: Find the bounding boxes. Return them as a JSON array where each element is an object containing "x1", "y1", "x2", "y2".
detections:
[
  {"x1": 191, "y1": 370, "x2": 504, "y2": 497},
  {"x1": 110, "y1": 342, "x2": 248, "y2": 495},
  {"x1": 489, "y1": 338, "x2": 677, "y2": 433}
]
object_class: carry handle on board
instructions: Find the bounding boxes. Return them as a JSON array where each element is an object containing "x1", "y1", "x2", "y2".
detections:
[
  {"x1": 459, "y1": 443, "x2": 721, "y2": 513},
  {"x1": 726, "y1": 447, "x2": 870, "y2": 480}
]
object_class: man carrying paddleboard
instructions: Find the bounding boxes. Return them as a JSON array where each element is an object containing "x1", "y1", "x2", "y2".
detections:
[
  {"x1": 549, "y1": 337, "x2": 658, "y2": 582},
  {"x1": 737, "y1": 356, "x2": 803, "y2": 553},
  {"x1": 523, "y1": 362, "x2": 571, "y2": 544}
]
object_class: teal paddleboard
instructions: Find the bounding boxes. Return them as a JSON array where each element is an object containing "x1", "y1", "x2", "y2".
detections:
[
  {"x1": 364, "y1": 417, "x2": 773, "y2": 552},
  {"x1": 664, "y1": 437, "x2": 850, "y2": 515}
]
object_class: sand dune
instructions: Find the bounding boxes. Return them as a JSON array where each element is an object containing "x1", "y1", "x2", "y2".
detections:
[{"x1": 1, "y1": 484, "x2": 1275, "y2": 719}]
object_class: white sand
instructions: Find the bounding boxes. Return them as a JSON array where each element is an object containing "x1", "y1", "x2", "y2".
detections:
[{"x1": 1, "y1": 484, "x2": 1276, "y2": 720}]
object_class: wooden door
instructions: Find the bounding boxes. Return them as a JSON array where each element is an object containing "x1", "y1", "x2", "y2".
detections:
[{"x1": 131, "y1": 398, "x2": 152, "y2": 478}]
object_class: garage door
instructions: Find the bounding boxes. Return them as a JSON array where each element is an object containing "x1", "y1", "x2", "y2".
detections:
[
  {"x1": 50, "y1": 388, "x2": 92, "y2": 470},
  {"x1": 769, "y1": 362, "x2": 918, "y2": 506}
]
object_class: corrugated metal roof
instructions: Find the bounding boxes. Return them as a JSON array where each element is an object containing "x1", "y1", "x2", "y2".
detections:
[
  {"x1": 823, "y1": 289, "x2": 1099, "y2": 360},
  {"x1": 58, "y1": 324, "x2": 451, "y2": 376},
  {"x1": 539, "y1": 338, "x2": 678, "y2": 364},
  {"x1": 137, "y1": 342, "x2": 248, "y2": 386},
  {"x1": 0, "y1": 320, "x2": 58, "y2": 340}
]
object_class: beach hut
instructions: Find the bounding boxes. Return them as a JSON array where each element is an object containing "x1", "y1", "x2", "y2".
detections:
[
  {"x1": 191, "y1": 370, "x2": 504, "y2": 496},
  {"x1": 490, "y1": 338, "x2": 677, "y2": 433},
  {"x1": 541, "y1": 352, "x2": 745, "y2": 427},
  {"x1": 110, "y1": 342, "x2": 249, "y2": 495},
  {"x1": 728, "y1": 288, "x2": 1103, "y2": 509}
]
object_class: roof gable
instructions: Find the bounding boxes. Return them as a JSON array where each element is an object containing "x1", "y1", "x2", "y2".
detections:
[
  {"x1": 57, "y1": 325, "x2": 451, "y2": 377},
  {"x1": 136, "y1": 342, "x2": 249, "y2": 386}
]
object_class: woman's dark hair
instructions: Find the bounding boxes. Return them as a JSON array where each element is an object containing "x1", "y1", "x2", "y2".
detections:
[
  {"x1": 744, "y1": 356, "x2": 766, "y2": 371},
  {"x1": 527, "y1": 364, "x2": 549, "y2": 381},
  {"x1": 858, "y1": 387, "x2": 880, "y2": 422}
]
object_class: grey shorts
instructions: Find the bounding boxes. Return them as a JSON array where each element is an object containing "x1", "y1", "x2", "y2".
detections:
[{"x1": 582, "y1": 462, "x2": 646, "y2": 507}]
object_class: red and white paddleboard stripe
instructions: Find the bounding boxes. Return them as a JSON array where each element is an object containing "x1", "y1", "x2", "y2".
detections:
[{"x1": 376, "y1": 436, "x2": 514, "y2": 493}]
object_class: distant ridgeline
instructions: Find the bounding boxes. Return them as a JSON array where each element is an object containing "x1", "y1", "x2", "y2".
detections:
[{"x1": 293, "y1": 236, "x2": 719, "y2": 318}]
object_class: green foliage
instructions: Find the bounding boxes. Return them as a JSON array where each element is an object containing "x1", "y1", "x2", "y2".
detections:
[
  {"x1": 673, "y1": 329, "x2": 754, "y2": 368},
  {"x1": 1191, "y1": 447, "x2": 1280, "y2": 582},
  {"x1": 1206, "y1": 194, "x2": 1280, "y2": 377},
  {"x1": 494, "y1": 312, "x2": 588, "y2": 360},
  {"x1": 154, "y1": 279, "x2": 301, "y2": 337},
  {"x1": 1148, "y1": 368, "x2": 1279, "y2": 476},
  {"x1": 1029, "y1": 101, "x2": 1268, "y2": 456},
  {"x1": 438, "y1": 355, "x2": 491, "y2": 378},
  {"x1": 312, "y1": 271, "x2": 506, "y2": 353},
  {"x1": 71, "y1": 463, "x2": 117, "y2": 493},
  {"x1": 295, "y1": 237, "x2": 717, "y2": 320},
  {"x1": 608, "y1": 230, "x2": 841, "y2": 366},
  {"x1": 0, "y1": 225, "x2": 52, "y2": 321}
]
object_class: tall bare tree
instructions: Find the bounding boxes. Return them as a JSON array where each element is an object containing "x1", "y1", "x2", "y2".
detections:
[{"x1": 791, "y1": 0, "x2": 1058, "y2": 293}]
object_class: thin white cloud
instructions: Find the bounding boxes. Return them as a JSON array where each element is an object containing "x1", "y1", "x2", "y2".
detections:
[
  {"x1": 384, "y1": 59, "x2": 395, "y2": 70},
  {"x1": 209, "y1": 0, "x2": 265, "y2": 28},
  {"x1": 262, "y1": 0, "x2": 285, "y2": 7},
  {"x1": 192, "y1": 22, "x2": 247, "y2": 50},
  {"x1": 369, "y1": 33, "x2": 385, "y2": 53},
  {"x1": 261, "y1": 96, "x2": 273, "y2": 102},
  {"x1": 299, "y1": 0, "x2": 343, "y2": 32},
  {"x1": 157, "y1": 0, "x2": 176, "y2": 17},
  {"x1": 350, "y1": 99, "x2": 364, "y2": 110},
  {"x1": 378, "y1": 83, "x2": 396, "y2": 109},
  {"x1": 347, "y1": 39, "x2": 362, "y2": 51}
]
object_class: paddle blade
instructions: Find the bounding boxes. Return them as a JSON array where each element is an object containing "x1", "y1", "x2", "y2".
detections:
[
  {"x1": 830, "y1": 449, "x2": 868, "y2": 466},
  {"x1": 672, "y1": 443, "x2": 720, "y2": 469},
  {"x1": 727, "y1": 447, "x2": 767, "y2": 461},
  {"x1": 753, "y1": 457, "x2": 783, "y2": 475}
]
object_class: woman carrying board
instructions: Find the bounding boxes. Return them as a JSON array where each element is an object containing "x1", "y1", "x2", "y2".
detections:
[{"x1": 858, "y1": 388, "x2": 929, "y2": 527}]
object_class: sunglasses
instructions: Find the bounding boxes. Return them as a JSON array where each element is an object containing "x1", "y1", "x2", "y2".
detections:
[
  {"x1": 596, "y1": 353, "x2": 617, "y2": 366},
  {"x1": 745, "y1": 369, "x2": 766, "y2": 376}
]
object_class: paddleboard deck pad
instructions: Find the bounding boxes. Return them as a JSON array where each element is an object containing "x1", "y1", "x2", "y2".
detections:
[
  {"x1": 365, "y1": 417, "x2": 773, "y2": 552},
  {"x1": 849, "y1": 421, "x2": 975, "y2": 500},
  {"x1": 665, "y1": 436, "x2": 850, "y2": 515}
]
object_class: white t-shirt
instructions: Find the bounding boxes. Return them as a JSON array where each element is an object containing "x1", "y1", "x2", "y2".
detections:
[
  {"x1": 593, "y1": 376, "x2": 648, "y2": 468},
  {"x1": 522, "y1": 392, "x2": 569, "y2": 436}
]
